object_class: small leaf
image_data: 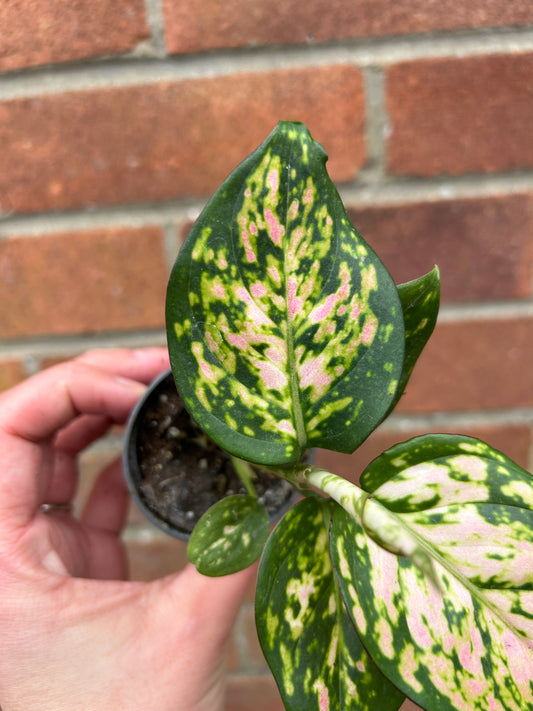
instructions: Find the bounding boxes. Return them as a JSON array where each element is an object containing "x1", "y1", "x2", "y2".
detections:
[
  {"x1": 167, "y1": 121, "x2": 404, "y2": 465},
  {"x1": 187, "y1": 494, "x2": 269, "y2": 576},
  {"x1": 256, "y1": 497, "x2": 405, "y2": 711},
  {"x1": 331, "y1": 435, "x2": 533, "y2": 710},
  {"x1": 383, "y1": 266, "x2": 440, "y2": 418}
]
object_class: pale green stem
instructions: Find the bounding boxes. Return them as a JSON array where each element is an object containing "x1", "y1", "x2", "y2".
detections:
[
  {"x1": 302, "y1": 466, "x2": 422, "y2": 560},
  {"x1": 231, "y1": 457, "x2": 258, "y2": 498},
  {"x1": 303, "y1": 466, "x2": 367, "y2": 521}
]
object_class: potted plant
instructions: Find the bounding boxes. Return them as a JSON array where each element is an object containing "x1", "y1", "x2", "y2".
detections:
[
  {"x1": 124, "y1": 368, "x2": 301, "y2": 543},
  {"x1": 127, "y1": 121, "x2": 533, "y2": 710}
]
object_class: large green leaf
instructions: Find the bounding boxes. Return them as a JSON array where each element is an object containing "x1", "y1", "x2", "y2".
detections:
[
  {"x1": 166, "y1": 121, "x2": 404, "y2": 466},
  {"x1": 330, "y1": 435, "x2": 533, "y2": 710},
  {"x1": 256, "y1": 497, "x2": 405, "y2": 711},
  {"x1": 187, "y1": 494, "x2": 269, "y2": 576}
]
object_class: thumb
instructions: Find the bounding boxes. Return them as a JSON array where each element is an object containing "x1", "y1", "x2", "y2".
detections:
[
  {"x1": 181, "y1": 561, "x2": 256, "y2": 622},
  {"x1": 158, "y1": 562, "x2": 257, "y2": 649}
]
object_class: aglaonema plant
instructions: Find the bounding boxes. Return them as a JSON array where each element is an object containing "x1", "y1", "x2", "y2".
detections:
[{"x1": 165, "y1": 121, "x2": 533, "y2": 710}]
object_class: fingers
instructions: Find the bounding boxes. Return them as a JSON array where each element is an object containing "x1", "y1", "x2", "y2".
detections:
[
  {"x1": 0, "y1": 363, "x2": 145, "y2": 443},
  {"x1": 0, "y1": 348, "x2": 169, "y2": 444},
  {"x1": 76, "y1": 347, "x2": 169, "y2": 386}
]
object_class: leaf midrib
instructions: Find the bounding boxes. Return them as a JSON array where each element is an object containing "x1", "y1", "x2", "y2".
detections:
[{"x1": 283, "y1": 143, "x2": 308, "y2": 458}]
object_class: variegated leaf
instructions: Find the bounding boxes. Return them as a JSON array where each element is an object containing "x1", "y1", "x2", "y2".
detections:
[
  {"x1": 330, "y1": 435, "x2": 533, "y2": 710},
  {"x1": 256, "y1": 497, "x2": 405, "y2": 711},
  {"x1": 166, "y1": 121, "x2": 404, "y2": 465},
  {"x1": 187, "y1": 494, "x2": 269, "y2": 576},
  {"x1": 383, "y1": 266, "x2": 440, "y2": 418}
]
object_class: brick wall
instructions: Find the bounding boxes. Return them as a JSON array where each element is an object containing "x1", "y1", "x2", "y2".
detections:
[{"x1": 1, "y1": 3, "x2": 533, "y2": 709}]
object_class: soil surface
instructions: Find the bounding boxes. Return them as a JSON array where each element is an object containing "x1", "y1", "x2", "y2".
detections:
[{"x1": 134, "y1": 372, "x2": 296, "y2": 535}]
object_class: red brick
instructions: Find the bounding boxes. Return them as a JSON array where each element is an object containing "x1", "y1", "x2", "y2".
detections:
[
  {"x1": 349, "y1": 194, "x2": 533, "y2": 302},
  {"x1": 387, "y1": 54, "x2": 533, "y2": 176},
  {"x1": 317, "y1": 424, "x2": 532, "y2": 484},
  {"x1": 0, "y1": 66, "x2": 364, "y2": 214},
  {"x1": 163, "y1": 0, "x2": 533, "y2": 54},
  {"x1": 0, "y1": 0, "x2": 149, "y2": 72},
  {"x1": 0, "y1": 358, "x2": 27, "y2": 391},
  {"x1": 401, "y1": 702, "x2": 422, "y2": 711},
  {"x1": 0, "y1": 227, "x2": 168, "y2": 338},
  {"x1": 226, "y1": 675, "x2": 285, "y2": 711},
  {"x1": 397, "y1": 317, "x2": 533, "y2": 413}
]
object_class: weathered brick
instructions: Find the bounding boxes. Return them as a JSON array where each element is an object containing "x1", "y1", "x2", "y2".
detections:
[
  {"x1": 0, "y1": 357, "x2": 27, "y2": 391},
  {"x1": 348, "y1": 193, "x2": 533, "y2": 302},
  {"x1": 0, "y1": 227, "x2": 168, "y2": 338},
  {"x1": 387, "y1": 54, "x2": 533, "y2": 176},
  {"x1": 397, "y1": 317, "x2": 533, "y2": 413},
  {"x1": 0, "y1": 0, "x2": 149, "y2": 72},
  {"x1": 317, "y1": 424, "x2": 532, "y2": 484},
  {"x1": 0, "y1": 66, "x2": 365, "y2": 214},
  {"x1": 163, "y1": 0, "x2": 533, "y2": 54}
]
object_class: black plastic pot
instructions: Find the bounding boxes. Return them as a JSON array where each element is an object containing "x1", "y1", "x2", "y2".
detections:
[{"x1": 123, "y1": 369, "x2": 302, "y2": 541}]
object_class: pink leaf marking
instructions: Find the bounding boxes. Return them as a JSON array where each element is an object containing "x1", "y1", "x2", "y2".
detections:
[
  {"x1": 238, "y1": 214, "x2": 257, "y2": 263},
  {"x1": 235, "y1": 287, "x2": 272, "y2": 327},
  {"x1": 250, "y1": 281, "x2": 268, "y2": 298},
  {"x1": 252, "y1": 358, "x2": 288, "y2": 392},
  {"x1": 312, "y1": 680, "x2": 330, "y2": 711},
  {"x1": 267, "y1": 265, "x2": 282, "y2": 287},
  {"x1": 299, "y1": 353, "x2": 334, "y2": 399},
  {"x1": 361, "y1": 316, "x2": 377, "y2": 345},
  {"x1": 265, "y1": 208, "x2": 284, "y2": 247},
  {"x1": 266, "y1": 168, "x2": 279, "y2": 197},
  {"x1": 287, "y1": 275, "x2": 304, "y2": 320}
]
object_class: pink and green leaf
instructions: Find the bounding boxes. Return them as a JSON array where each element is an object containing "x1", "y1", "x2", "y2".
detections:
[
  {"x1": 256, "y1": 497, "x2": 405, "y2": 711},
  {"x1": 166, "y1": 121, "x2": 405, "y2": 465},
  {"x1": 330, "y1": 435, "x2": 533, "y2": 710},
  {"x1": 187, "y1": 494, "x2": 269, "y2": 576}
]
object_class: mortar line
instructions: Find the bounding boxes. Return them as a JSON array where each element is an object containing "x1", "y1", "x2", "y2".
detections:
[
  {"x1": 383, "y1": 408, "x2": 533, "y2": 431},
  {"x1": 137, "y1": 0, "x2": 168, "y2": 59},
  {"x1": 0, "y1": 330, "x2": 166, "y2": 358},
  {"x1": 2, "y1": 171, "x2": 532, "y2": 238},
  {"x1": 359, "y1": 66, "x2": 387, "y2": 183},
  {"x1": 437, "y1": 301, "x2": 533, "y2": 322},
  {"x1": 0, "y1": 199, "x2": 207, "y2": 237},
  {"x1": 0, "y1": 26, "x2": 532, "y2": 100},
  {"x1": 339, "y1": 171, "x2": 533, "y2": 206}
]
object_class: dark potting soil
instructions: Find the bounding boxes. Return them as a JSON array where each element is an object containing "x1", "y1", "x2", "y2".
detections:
[{"x1": 135, "y1": 373, "x2": 296, "y2": 534}]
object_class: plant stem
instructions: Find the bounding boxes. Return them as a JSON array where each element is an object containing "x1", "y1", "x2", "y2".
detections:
[
  {"x1": 303, "y1": 466, "x2": 367, "y2": 521},
  {"x1": 231, "y1": 457, "x2": 258, "y2": 498},
  {"x1": 301, "y1": 466, "x2": 424, "y2": 561}
]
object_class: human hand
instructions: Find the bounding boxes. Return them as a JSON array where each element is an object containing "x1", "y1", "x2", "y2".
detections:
[{"x1": 0, "y1": 349, "x2": 256, "y2": 711}]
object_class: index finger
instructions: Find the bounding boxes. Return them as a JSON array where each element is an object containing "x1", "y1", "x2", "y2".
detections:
[{"x1": 0, "y1": 348, "x2": 168, "y2": 442}]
